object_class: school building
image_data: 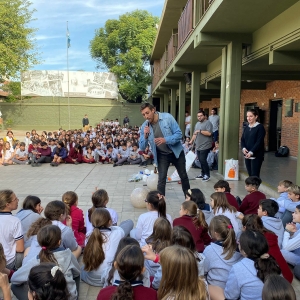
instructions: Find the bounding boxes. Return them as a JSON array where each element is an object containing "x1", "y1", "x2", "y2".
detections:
[{"x1": 150, "y1": 0, "x2": 300, "y2": 183}]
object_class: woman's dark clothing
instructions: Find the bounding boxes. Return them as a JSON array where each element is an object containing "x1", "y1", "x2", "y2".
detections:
[{"x1": 241, "y1": 123, "x2": 265, "y2": 178}]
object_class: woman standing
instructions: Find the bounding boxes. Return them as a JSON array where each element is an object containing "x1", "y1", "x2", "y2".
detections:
[{"x1": 241, "y1": 109, "x2": 266, "y2": 178}]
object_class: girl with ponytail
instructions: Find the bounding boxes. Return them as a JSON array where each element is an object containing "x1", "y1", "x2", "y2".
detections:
[
  {"x1": 81, "y1": 208, "x2": 125, "y2": 286},
  {"x1": 173, "y1": 201, "x2": 211, "y2": 252},
  {"x1": 97, "y1": 245, "x2": 157, "y2": 300},
  {"x1": 11, "y1": 225, "x2": 80, "y2": 300},
  {"x1": 130, "y1": 191, "x2": 172, "y2": 246},
  {"x1": 203, "y1": 215, "x2": 242, "y2": 300},
  {"x1": 27, "y1": 263, "x2": 70, "y2": 300},
  {"x1": 224, "y1": 230, "x2": 281, "y2": 300}
]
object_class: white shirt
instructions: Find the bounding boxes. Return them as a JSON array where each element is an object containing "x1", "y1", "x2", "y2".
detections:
[
  {"x1": 135, "y1": 211, "x2": 173, "y2": 246},
  {"x1": 15, "y1": 149, "x2": 28, "y2": 158},
  {"x1": 185, "y1": 116, "x2": 191, "y2": 129},
  {"x1": 2, "y1": 148, "x2": 14, "y2": 160},
  {"x1": 85, "y1": 208, "x2": 119, "y2": 232},
  {"x1": 0, "y1": 212, "x2": 23, "y2": 264},
  {"x1": 214, "y1": 208, "x2": 242, "y2": 237}
]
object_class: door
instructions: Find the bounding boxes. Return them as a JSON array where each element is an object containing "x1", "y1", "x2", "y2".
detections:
[{"x1": 269, "y1": 100, "x2": 282, "y2": 151}]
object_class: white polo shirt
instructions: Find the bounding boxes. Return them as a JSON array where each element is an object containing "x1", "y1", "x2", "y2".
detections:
[{"x1": 0, "y1": 212, "x2": 23, "y2": 264}]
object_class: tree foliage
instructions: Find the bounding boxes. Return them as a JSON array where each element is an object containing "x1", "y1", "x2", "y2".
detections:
[
  {"x1": 2, "y1": 81, "x2": 21, "y2": 102},
  {"x1": 90, "y1": 10, "x2": 159, "y2": 102},
  {"x1": 0, "y1": 0, "x2": 40, "y2": 82}
]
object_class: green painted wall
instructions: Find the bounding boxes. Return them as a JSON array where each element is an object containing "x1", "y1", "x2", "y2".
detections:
[{"x1": 0, "y1": 97, "x2": 145, "y2": 130}]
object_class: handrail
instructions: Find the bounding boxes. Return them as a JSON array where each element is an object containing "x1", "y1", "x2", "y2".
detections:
[{"x1": 167, "y1": 33, "x2": 178, "y2": 66}]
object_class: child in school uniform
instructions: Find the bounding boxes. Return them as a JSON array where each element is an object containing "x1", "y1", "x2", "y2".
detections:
[
  {"x1": 81, "y1": 208, "x2": 125, "y2": 286},
  {"x1": 113, "y1": 143, "x2": 130, "y2": 167},
  {"x1": 173, "y1": 201, "x2": 211, "y2": 253},
  {"x1": 62, "y1": 191, "x2": 86, "y2": 248},
  {"x1": 12, "y1": 142, "x2": 29, "y2": 165},
  {"x1": 97, "y1": 245, "x2": 157, "y2": 300},
  {"x1": 23, "y1": 200, "x2": 81, "y2": 264},
  {"x1": 281, "y1": 204, "x2": 300, "y2": 267},
  {"x1": 1, "y1": 141, "x2": 14, "y2": 166},
  {"x1": 130, "y1": 191, "x2": 172, "y2": 246},
  {"x1": 82, "y1": 146, "x2": 95, "y2": 163},
  {"x1": 127, "y1": 143, "x2": 142, "y2": 165},
  {"x1": 224, "y1": 230, "x2": 281, "y2": 300},
  {"x1": 138, "y1": 145, "x2": 153, "y2": 167},
  {"x1": 239, "y1": 176, "x2": 266, "y2": 215},
  {"x1": 273, "y1": 180, "x2": 293, "y2": 218},
  {"x1": 11, "y1": 225, "x2": 80, "y2": 300},
  {"x1": 203, "y1": 216, "x2": 243, "y2": 299},
  {"x1": 214, "y1": 180, "x2": 239, "y2": 210},
  {"x1": 0, "y1": 190, "x2": 24, "y2": 271},
  {"x1": 210, "y1": 192, "x2": 243, "y2": 237},
  {"x1": 16, "y1": 195, "x2": 43, "y2": 249},
  {"x1": 277, "y1": 184, "x2": 300, "y2": 226},
  {"x1": 257, "y1": 199, "x2": 284, "y2": 248}
]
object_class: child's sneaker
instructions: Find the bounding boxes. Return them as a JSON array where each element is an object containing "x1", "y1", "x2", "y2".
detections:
[{"x1": 195, "y1": 174, "x2": 204, "y2": 179}]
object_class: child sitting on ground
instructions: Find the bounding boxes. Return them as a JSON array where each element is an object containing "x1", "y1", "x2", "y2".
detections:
[
  {"x1": 257, "y1": 199, "x2": 284, "y2": 248},
  {"x1": 130, "y1": 191, "x2": 172, "y2": 246},
  {"x1": 203, "y1": 216, "x2": 242, "y2": 299},
  {"x1": 127, "y1": 143, "x2": 142, "y2": 165},
  {"x1": 1, "y1": 142, "x2": 14, "y2": 166},
  {"x1": 210, "y1": 192, "x2": 243, "y2": 237},
  {"x1": 97, "y1": 245, "x2": 157, "y2": 300},
  {"x1": 138, "y1": 145, "x2": 153, "y2": 167},
  {"x1": 0, "y1": 190, "x2": 24, "y2": 271},
  {"x1": 113, "y1": 143, "x2": 130, "y2": 167},
  {"x1": 214, "y1": 180, "x2": 239, "y2": 210},
  {"x1": 144, "y1": 217, "x2": 172, "y2": 276},
  {"x1": 281, "y1": 204, "x2": 300, "y2": 268},
  {"x1": 173, "y1": 201, "x2": 211, "y2": 253},
  {"x1": 12, "y1": 142, "x2": 29, "y2": 165},
  {"x1": 11, "y1": 225, "x2": 80, "y2": 300},
  {"x1": 273, "y1": 180, "x2": 293, "y2": 218},
  {"x1": 278, "y1": 184, "x2": 300, "y2": 226},
  {"x1": 239, "y1": 176, "x2": 266, "y2": 215},
  {"x1": 81, "y1": 208, "x2": 125, "y2": 286},
  {"x1": 186, "y1": 188, "x2": 213, "y2": 225},
  {"x1": 224, "y1": 230, "x2": 281, "y2": 300},
  {"x1": 62, "y1": 191, "x2": 86, "y2": 248}
]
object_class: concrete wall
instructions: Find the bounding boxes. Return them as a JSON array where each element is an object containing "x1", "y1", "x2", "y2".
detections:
[{"x1": 0, "y1": 97, "x2": 145, "y2": 130}]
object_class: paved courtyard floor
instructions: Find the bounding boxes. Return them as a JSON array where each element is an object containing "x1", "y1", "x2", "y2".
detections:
[{"x1": 1, "y1": 162, "x2": 300, "y2": 299}]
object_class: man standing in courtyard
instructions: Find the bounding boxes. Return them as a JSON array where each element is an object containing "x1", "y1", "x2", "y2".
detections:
[
  {"x1": 123, "y1": 115, "x2": 129, "y2": 127},
  {"x1": 82, "y1": 114, "x2": 89, "y2": 132},
  {"x1": 209, "y1": 108, "x2": 219, "y2": 142},
  {"x1": 139, "y1": 103, "x2": 190, "y2": 196},
  {"x1": 190, "y1": 110, "x2": 213, "y2": 182}
]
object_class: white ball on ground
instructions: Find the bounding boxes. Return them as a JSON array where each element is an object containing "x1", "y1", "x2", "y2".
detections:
[
  {"x1": 147, "y1": 173, "x2": 158, "y2": 191},
  {"x1": 130, "y1": 187, "x2": 148, "y2": 208}
]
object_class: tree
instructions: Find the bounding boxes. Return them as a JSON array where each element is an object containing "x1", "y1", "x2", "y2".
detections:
[
  {"x1": 0, "y1": 0, "x2": 39, "y2": 82},
  {"x1": 2, "y1": 81, "x2": 21, "y2": 102},
  {"x1": 90, "y1": 10, "x2": 159, "y2": 103}
]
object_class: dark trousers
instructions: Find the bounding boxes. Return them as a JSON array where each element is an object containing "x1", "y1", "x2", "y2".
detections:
[
  {"x1": 35, "y1": 156, "x2": 52, "y2": 163},
  {"x1": 244, "y1": 157, "x2": 264, "y2": 178},
  {"x1": 197, "y1": 149, "x2": 211, "y2": 177},
  {"x1": 157, "y1": 150, "x2": 190, "y2": 196},
  {"x1": 213, "y1": 130, "x2": 219, "y2": 142}
]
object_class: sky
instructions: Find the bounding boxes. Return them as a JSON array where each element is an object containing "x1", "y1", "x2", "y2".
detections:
[{"x1": 30, "y1": 0, "x2": 164, "y2": 72}]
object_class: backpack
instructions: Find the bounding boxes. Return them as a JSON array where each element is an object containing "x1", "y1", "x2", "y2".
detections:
[{"x1": 275, "y1": 146, "x2": 289, "y2": 157}]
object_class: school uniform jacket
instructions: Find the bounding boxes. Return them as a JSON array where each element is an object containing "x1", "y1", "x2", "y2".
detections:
[{"x1": 173, "y1": 215, "x2": 211, "y2": 252}]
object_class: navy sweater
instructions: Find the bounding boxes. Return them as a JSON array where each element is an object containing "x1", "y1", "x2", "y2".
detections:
[{"x1": 241, "y1": 123, "x2": 265, "y2": 158}]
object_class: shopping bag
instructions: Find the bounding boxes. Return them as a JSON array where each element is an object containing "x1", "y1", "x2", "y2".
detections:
[
  {"x1": 170, "y1": 150, "x2": 197, "y2": 181},
  {"x1": 224, "y1": 158, "x2": 239, "y2": 181}
]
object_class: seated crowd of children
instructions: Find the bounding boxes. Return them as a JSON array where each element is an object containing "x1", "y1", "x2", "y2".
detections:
[
  {"x1": 0, "y1": 175, "x2": 299, "y2": 300},
  {"x1": 0, "y1": 125, "x2": 154, "y2": 167}
]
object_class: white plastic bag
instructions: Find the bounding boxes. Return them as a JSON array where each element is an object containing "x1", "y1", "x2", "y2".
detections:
[
  {"x1": 224, "y1": 158, "x2": 239, "y2": 181},
  {"x1": 170, "y1": 151, "x2": 197, "y2": 181}
]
